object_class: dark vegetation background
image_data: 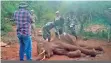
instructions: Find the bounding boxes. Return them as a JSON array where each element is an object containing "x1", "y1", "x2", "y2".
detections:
[{"x1": 1, "y1": 1, "x2": 111, "y2": 40}]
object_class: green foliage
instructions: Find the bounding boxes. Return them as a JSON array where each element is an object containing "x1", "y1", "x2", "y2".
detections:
[
  {"x1": 82, "y1": 18, "x2": 110, "y2": 40},
  {"x1": 1, "y1": 18, "x2": 13, "y2": 36},
  {"x1": 1, "y1": 1, "x2": 111, "y2": 40},
  {"x1": 82, "y1": 30, "x2": 109, "y2": 40}
]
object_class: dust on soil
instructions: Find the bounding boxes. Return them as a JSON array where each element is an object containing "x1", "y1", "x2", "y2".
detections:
[
  {"x1": 84, "y1": 24, "x2": 107, "y2": 33},
  {"x1": 1, "y1": 26, "x2": 111, "y2": 61}
]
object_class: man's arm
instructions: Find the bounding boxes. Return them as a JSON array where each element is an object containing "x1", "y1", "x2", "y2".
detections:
[
  {"x1": 27, "y1": 11, "x2": 33, "y2": 23},
  {"x1": 54, "y1": 26, "x2": 59, "y2": 34},
  {"x1": 54, "y1": 20, "x2": 60, "y2": 39},
  {"x1": 55, "y1": 26, "x2": 60, "y2": 39},
  {"x1": 53, "y1": 18, "x2": 58, "y2": 32},
  {"x1": 35, "y1": 14, "x2": 38, "y2": 21},
  {"x1": 13, "y1": 11, "x2": 17, "y2": 24},
  {"x1": 60, "y1": 17, "x2": 65, "y2": 32}
]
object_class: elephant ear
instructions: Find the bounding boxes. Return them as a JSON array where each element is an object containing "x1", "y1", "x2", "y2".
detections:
[{"x1": 60, "y1": 33, "x2": 77, "y2": 45}]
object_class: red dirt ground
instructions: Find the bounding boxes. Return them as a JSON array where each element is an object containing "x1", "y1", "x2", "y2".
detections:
[{"x1": 1, "y1": 26, "x2": 111, "y2": 61}]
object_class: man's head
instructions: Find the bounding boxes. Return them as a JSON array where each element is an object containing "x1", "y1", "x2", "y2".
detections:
[
  {"x1": 19, "y1": 2, "x2": 28, "y2": 9},
  {"x1": 55, "y1": 11, "x2": 60, "y2": 17},
  {"x1": 31, "y1": 10, "x2": 34, "y2": 14}
]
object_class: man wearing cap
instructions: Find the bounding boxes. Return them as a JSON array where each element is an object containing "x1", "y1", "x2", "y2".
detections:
[
  {"x1": 54, "y1": 11, "x2": 64, "y2": 39},
  {"x1": 13, "y1": 2, "x2": 33, "y2": 61}
]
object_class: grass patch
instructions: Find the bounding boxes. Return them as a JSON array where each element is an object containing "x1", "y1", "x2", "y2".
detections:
[
  {"x1": 82, "y1": 30, "x2": 109, "y2": 40},
  {"x1": 81, "y1": 18, "x2": 110, "y2": 40},
  {"x1": 1, "y1": 18, "x2": 13, "y2": 36}
]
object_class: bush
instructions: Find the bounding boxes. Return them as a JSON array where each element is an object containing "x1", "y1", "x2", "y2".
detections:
[
  {"x1": 1, "y1": 18, "x2": 13, "y2": 36},
  {"x1": 82, "y1": 30, "x2": 109, "y2": 40}
]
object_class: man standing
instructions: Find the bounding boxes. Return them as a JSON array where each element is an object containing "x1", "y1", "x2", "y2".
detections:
[
  {"x1": 30, "y1": 10, "x2": 37, "y2": 30},
  {"x1": 107, "y1": 8, "x2": 111, "y2": 42},
  {"x1": 54, "y1": 11, "x2": 64, "y2": 39},
  {"x1": 30, "y1": 10, "x2": 38, "y2": 39},
  {"x1": 104, "y1": 8, "x2": 111, "y2": 42},
  {"x1": 66, "y1": 11, "x2": 78, "y2": 39},
  {"x1": 13, "y1": 2, "x2": 32, "y2": 61}
]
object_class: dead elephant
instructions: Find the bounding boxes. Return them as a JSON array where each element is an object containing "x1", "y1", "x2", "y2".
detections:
[{"x1": 36, "y1": 34, "x2": 103, "y2": 60}]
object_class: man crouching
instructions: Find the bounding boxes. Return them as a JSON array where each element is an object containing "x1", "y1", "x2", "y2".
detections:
[{"x1": 42, "y1": 22, "x2": 55, "y2": 42}]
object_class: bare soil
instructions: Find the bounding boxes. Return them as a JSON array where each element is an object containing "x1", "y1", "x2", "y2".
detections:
[{"x1": 1, "y1": 26, "x2": 111, "y2": 61}]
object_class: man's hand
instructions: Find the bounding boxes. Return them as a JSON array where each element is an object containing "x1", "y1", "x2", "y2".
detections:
[
  {"x1": 63, "y1": 32, "x2": 66, "y2": 35},
  {"x1": 58, "y1": 34, "x2": 60, "y2": 39},
  {"x1": 57, "y1": 31, "x2": 61, "y2": 39}
]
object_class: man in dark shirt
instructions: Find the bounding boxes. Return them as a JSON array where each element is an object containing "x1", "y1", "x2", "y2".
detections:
[
  {"x1": 42, "y1": 22, "x2": 55, "y2": 42},
  {"x1": 54, "y1": 11, "x2": 64, "y2": 39},
  {"x1": 65, "y1": 11, "x2": 78, "y2": 39}
]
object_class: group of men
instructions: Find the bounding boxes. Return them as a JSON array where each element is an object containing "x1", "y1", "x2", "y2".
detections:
[
  {"x1": 43, "y1": 11, "x2": 78, "y2": 42},
  {"x1": 13, "y1": 2, "x2": 77, "y2": 61},
  {"x1": 42, "y1": 11, "x2": 64, "y2": 42}
]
